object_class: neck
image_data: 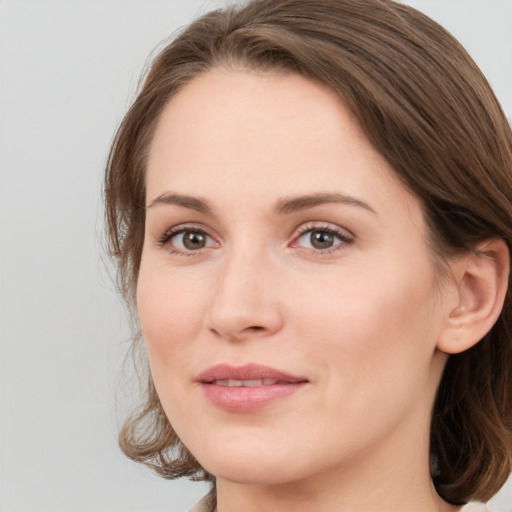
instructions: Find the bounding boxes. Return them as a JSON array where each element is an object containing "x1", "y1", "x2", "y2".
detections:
[
  {"x1": 214, "y1": 413, "x2": 463, "y2": 512},
  {"x1": 216, "y1": 470, "x2": 461, "y2": 512},
  {"x1": 215, "y1": 463, "x2": 462, "y2": 512}
]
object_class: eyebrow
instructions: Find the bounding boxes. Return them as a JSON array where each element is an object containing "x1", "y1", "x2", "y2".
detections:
[
  {"x1": 146, "y1": 191, "x2": 376, "y2": 216},
  {"x1": 147, "y1": 193, "x2": 213, "y2": 214},
  {"x1": 274, "y1": 192, "x2": 376, "y2": 215}
]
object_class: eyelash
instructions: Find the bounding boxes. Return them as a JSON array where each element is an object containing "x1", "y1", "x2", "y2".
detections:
[
  {"x1": 156, "y1": 223, "x2": 354, "y2": 256},
  {"x1": 290, "y1": 223, "x2": 354, "y2": 255},
  {"x1": 156, "y1": 224, "x2": 216, "y2": 256}
]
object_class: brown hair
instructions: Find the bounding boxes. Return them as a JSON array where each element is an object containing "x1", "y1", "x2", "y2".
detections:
[{"x1": 104, "y1": 0, "x2": 512, "y2": 504}]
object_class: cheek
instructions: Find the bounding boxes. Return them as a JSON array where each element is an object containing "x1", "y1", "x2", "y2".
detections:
[
  {"x1": 136, "y1": 261, "x2": 205, "y2": 374},
  {"x1": 283, "y1": 262, "x2": 440, "y2": 455},
  {"x1": 136, "y1": 264, "x2": 209, "y2": 430},
  {"x1": 290, "y1": 254, "x2": 440, "y2": 391}
]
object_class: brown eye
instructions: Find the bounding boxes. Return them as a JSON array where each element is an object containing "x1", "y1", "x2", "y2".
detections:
[
  {"x1": 163, "y1": 228, "x2": 216, "y2": 253},
  {"x1": 310, "y1": 230, "x2": 335, "y2": 249},
  {"x1": 293, "y1": 226, "x2": 352, "y2": 253},
  {"x1": 182, "y1": 231, "x2": 207, "y2": 250}
]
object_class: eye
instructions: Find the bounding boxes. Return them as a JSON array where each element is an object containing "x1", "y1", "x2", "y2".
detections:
[
  {"x1": 176, "y1": 230, "x2": 209, "y2": 250},
  {"x1": 303, "y1": 230, "x2": 337, "y2": 250},
  {"x1": 158, "y1": 227, "x2": 218, "y2": 254},
  {"x1": 291, "y1": 225, "x2": 353, "y2": 252}
]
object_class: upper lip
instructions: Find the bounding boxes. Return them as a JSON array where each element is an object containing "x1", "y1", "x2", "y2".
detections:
[{"x1": 196, "y1": 363, "x2": 308, "y2": 384}]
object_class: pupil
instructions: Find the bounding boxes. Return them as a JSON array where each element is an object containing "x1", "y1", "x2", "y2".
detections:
[
  {"x1": 183, "y1": 231, "x2": 206, "y2": 250},
  {"x1": 311, "y1": 231, "x2": 333, "y2": 249}
]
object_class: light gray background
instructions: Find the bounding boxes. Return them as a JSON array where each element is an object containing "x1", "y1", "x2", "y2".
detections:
[{"x1": 0, "y1": 1, "x2": 511, "y2": 511}]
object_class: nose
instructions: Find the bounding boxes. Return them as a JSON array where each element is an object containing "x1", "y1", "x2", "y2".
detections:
[{"x1": 205, "y1": 246, "x2": 284, "y2": 342}]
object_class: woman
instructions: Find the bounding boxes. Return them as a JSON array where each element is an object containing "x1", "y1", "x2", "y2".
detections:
[{"x1": 104, "y1": 0, "x2": 512, "y2": 510}]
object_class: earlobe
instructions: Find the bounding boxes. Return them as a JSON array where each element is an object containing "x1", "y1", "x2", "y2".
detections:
[{"x1": 437, "y1": 238, "x2": 510, "y2": 355}]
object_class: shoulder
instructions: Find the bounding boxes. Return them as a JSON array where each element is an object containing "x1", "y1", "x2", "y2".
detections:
[
  {"x1": 187, "y1": 497, "x2": 494, "y2": 512},
  {"x1": 461, "y1": 503, "x2": 491, "y2": 512},
  {"x1": 188, "y1": 493, "x2": 215, "y2": 512}
]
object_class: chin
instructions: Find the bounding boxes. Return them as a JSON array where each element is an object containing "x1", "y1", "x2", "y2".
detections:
[
  {"x1": 188, "y1": 435, "x2": 305, "y2": 485},
  {"x1": 203, "y1": 458, "x2": 301, "y2": 487}
]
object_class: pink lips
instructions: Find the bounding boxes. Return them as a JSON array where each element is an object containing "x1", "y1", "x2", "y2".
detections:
[{"x1": 196, "y1": 363, "x2": 309, "y2": 413}]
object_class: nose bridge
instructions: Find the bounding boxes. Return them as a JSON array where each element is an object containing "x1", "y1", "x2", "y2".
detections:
[{"x1": 206, "y1": 239, "x2": 282, "y2": 340}]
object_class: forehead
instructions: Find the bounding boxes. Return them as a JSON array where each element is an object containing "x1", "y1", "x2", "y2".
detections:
[
  {"x1": 146, "y1": 68, "x2": 420, "y2": 222},
  {"x1": 149, "y1": 68, "x2": 363, "y2": 152}
]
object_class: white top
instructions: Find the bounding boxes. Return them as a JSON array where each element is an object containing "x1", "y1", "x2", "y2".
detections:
[
  {"x1": 461, "y1": 504, "x2": 491, "y2": 512},
  {"x1": 188, "y1": 495, "x2": 490, "y2": 512},
  {"x1": 461, "y1": 504, "x2": 492, "y2": 512}
]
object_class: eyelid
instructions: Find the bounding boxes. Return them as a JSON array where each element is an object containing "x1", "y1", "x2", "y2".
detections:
[
  {"x1": 155, "y1": 223, "x2": 219, "y2": 253},
  {"x1": 154, "y1": 221, "x2": 354, "y2": 256},
  {"x1": 289, "y1": 222, "x2": 354, "y2": 252}
]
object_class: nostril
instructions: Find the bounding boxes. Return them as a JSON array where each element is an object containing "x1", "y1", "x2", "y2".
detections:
[{"x1": 247, "y1": 326, "x2": 264, "y2": 331}]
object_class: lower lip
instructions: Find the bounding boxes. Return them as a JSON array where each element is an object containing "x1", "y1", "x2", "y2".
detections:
[{"x1": 200, "y1": 382, "x2": 307, "y2": 412}]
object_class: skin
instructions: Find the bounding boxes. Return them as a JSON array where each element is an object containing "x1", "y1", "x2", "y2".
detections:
[{"x1": 138, "y1": 68, "x2": 467, "y2": 512}]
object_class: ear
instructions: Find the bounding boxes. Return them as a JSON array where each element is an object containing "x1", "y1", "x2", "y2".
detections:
[{"x1": 437, "y1": 238, "x2": 510, "y2": 355}]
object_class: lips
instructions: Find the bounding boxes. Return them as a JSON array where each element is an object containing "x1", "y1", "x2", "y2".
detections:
[
  {"x1": 196, "y1": 364, "x2": 309, "y2": 413},
  {"x1": 209, "y1": 378, "x2": 281, "y2": 387}
]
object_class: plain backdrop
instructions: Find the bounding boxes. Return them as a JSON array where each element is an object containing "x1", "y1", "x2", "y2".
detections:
[{"x1": 0, "y1": 1, "x2": 511, "y2": 511}]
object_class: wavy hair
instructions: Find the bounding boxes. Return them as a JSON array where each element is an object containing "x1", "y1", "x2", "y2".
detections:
[{"x1": 104, "y1": 0, "x2": 512, "y2": 504}]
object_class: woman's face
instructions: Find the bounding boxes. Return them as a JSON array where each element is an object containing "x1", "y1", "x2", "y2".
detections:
[{"x1": 138, "y1": 69, "x2": 452, "y2": 488}]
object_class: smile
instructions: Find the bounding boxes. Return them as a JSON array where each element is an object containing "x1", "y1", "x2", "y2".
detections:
[
  {"x1": 210, "y1": 379, "x2": 280, "y2": 387},
  {"x1": 197, "y1": 364, "x2": 309, "y2": 412}
]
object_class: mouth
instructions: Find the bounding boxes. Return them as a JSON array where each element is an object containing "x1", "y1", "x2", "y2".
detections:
[
  {"x1": 196, "y1": 364, "x2": 309, "y2": 413},
  {"x1": 197, "y1": 363, "x2": 308, "y2": 385},
  {"x1": 209, "y1": 378, "x2": 285, "y2": 387}
]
